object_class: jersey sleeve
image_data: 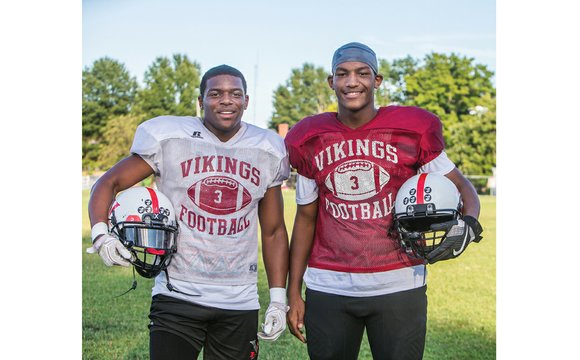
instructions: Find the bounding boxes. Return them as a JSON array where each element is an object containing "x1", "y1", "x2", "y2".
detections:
[
  {"x1": 418, "y1": 151, "x2": 456, "y2": 175},
  {"x1": 269, "y1": 153, "x2": 290, "y2": 188},
  {"x1": 296, "y1": 174, "x2": 318, "y2": 205},
  {"x1": 285, "y1": 140, "x2": 306, "y2": 177},
  {"x1": 417, "y1": 111, "x2": 446, "y2": 166},
  {"x1": 130, "y1": 122, "x2": 162, "y2": 175},
  {"x1": 285, "y1": 124, "x2": 315, "y2": 179}
]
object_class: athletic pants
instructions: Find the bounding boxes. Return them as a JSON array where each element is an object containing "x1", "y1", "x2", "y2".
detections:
[
  {"x1": 304, "y1": 286, "x2": 427, "y2": 360},
  {"x1": 148, "y1": 294, "x2": 260, "y2": 360}
]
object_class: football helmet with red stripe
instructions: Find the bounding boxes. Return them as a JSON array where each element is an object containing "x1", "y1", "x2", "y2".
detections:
[
  {"x1": 394, "y1": 173, "x2": 461, "y2": 259},
  {"x1": 109, "y1": 187, "x2": 178, "y2": 278}
]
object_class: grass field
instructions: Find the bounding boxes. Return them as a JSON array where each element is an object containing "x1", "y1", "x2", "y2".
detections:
[{"x1": 82, "y1": 190, "x2": 495, "y2": 359}]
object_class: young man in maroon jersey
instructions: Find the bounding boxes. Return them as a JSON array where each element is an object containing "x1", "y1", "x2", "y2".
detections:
[{"x1": 284, "y1": 42, "x2": 483, "y2": 359}]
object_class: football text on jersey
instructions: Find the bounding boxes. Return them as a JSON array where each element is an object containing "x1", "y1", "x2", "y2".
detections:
[
  {"x1": 325, "y1": 193, "x2": 394, "y2": 221},
  {"x1": 179, "y1": 204, "x2": 251, "y2": 235}
]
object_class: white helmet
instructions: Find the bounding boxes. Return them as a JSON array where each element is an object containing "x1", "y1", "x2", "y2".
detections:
[
  {"x1": 394, "y1": 173, "x2": 461, "y2": 258},
  {"x1": 109, "y1": 187, "x2": 178, "y2": 278}
]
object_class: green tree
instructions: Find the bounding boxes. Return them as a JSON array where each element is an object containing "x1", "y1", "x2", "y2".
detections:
[
  {"x1": 270, "y1": 63, "x2": 335, "y2": 129},
  {"x1": 376, "y1": 56, "x2": 419, "y2": 106},
  {"x1": 97, "y1": 113, "x2": 144, "y2": 169},
  {"x1": 445, "y1": 93, "x2": 496, "y2": 175},
  {"x1": 403, "y1": 53, "x2": 495, "y2": 174},
  {"x1": 137, "y1": 54, "x2": 201, "y2": 119},
  {"x1": 82, "y1": 57, "x2": 138, "y2": 171}
]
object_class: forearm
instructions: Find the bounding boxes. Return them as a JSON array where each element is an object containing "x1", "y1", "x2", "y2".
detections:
[
  {"x1": 258, "y1": 185, "x2": 290, "y2": 289},
  {"x1": 445, "y1": 168, "x2": 480, "y2": 218},
  {"x1": 460, "y1": 183, "x2": 480, "y2": 219},
  {"x1": 287, "y1": 237, "x2": 312, "y2": 298},
  {"x1": 262, "y1": 226, "x2": 289, "y2": 289},
  {"x1": 88, "y1": 175, "x2": 119, "y2": 227},
  {"x1": 458, "y1": 180, "x2": 480, "y2": 218}
]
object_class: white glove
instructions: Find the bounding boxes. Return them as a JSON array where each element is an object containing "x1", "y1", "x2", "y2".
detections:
[
  {"x1": 87, "y1": 223, "x2": 133, "y2": 267},
  {"x1": 258, "y1": 288, "x2": 289, "y2": 341}
]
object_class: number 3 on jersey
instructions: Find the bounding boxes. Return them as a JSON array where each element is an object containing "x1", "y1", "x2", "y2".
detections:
[
  {"x1": 188, "y1": 175, "x2": 253, "y2": 215},
  {"x1": 350, "y1": 176, "x2": 359, "y2": 190},
  {"x1": 214, "y1": 190, "x2": 222, "y2": 203}
]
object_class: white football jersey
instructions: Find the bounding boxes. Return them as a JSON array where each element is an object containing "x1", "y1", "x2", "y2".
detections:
[{"x1": 130, "y1": 116, "x2": 289, "y2": 290}]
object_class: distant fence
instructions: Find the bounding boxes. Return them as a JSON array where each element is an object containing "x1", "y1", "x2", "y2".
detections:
[
  {"x1": 465, "y1": 175, "x2": 495, "y2": 196},
  {"x1": 82, "y1": 175, "x2": 101, "y2": 190}
]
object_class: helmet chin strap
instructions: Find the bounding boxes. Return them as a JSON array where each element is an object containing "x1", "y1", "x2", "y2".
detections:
[
  {"x1": 113, "y1": 265, "x2": 201, "y2": 298},
  {"x1": 114, "y1": 267, "x2": 138, "y2": 298},
  {"x1": 164, "y1": 269, "x2": 201, "y2": 297}
]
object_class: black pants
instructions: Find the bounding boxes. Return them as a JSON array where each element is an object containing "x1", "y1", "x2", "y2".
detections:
[
  {"x1": 148, "y1": 294, "x2": 260, "y2": 360},
  {"x1": 304, "y1": 286, "x2": 427, "y2": 360}
]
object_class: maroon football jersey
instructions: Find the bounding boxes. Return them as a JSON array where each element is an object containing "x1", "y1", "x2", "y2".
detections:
[{"x1": 285, "y1": 106, "x2": 445, "y2": 273}]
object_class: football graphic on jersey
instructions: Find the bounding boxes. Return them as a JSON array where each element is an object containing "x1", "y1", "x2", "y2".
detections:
[
  {"x1": 188, "y1": 176, "x2": 252, "y2": 215},
  {"x1": 325, "y1": 159, "x2": 390, "y2": 201}
]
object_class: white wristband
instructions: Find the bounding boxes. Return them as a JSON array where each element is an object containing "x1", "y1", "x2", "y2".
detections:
[
  {"x1": 91, "y1": 222, "x2": 109, "y2": 243},
  {"x1": 269, "y1": 287, "x2": 287, "y2": 304}
]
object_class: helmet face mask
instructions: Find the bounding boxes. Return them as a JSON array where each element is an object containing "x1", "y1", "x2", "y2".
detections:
[
  {"x1": 109, "y1": 187, "x2": 178, "y2": 278},
  {"x1": 394, "y1": 174, "x2": 461, "y2": 259}
]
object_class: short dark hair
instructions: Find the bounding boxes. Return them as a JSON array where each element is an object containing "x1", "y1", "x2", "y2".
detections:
[{"x1": 200, "y1": 64, "x2": 247, "y2": 96}]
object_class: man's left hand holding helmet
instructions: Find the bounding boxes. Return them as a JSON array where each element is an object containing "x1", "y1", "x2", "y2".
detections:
[{"x1": 426, "y1": 215, "x2": 483, "y2": 264}]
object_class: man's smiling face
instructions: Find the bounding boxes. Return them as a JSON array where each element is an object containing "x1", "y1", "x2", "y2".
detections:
[
  {"x1": 199, "y1": 74, "x2": 249, "y2": 142},
  {"x1": 328, "y1": 61, "x2": 382, "y2": 113}
]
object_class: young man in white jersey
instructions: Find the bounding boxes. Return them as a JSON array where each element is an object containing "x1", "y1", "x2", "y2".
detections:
[
  {"x1": 284, "y1": 43, "x2": 483, "y2": 359},
  {"x1": 88, "y1": 65, "x2": 290, "y2": 359}
]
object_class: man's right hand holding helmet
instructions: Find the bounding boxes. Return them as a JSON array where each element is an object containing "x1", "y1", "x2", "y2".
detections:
[{"x1": 86, "y1": 222, "x2": 133, "y2": 267}]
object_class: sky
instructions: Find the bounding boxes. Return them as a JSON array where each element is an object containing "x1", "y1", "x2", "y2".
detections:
[{"x1": 83, "y1": 0, "x2": 496, "y2": 129}]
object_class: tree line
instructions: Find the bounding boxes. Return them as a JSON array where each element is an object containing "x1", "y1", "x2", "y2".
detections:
[{"x1": 83, "y1": 53, "x2": 495, "y2": 176}]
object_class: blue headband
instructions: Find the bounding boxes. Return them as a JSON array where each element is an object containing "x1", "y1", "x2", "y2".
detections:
[{"x1": 332, "y1": 42, "x2": 378, "y2": 74}]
